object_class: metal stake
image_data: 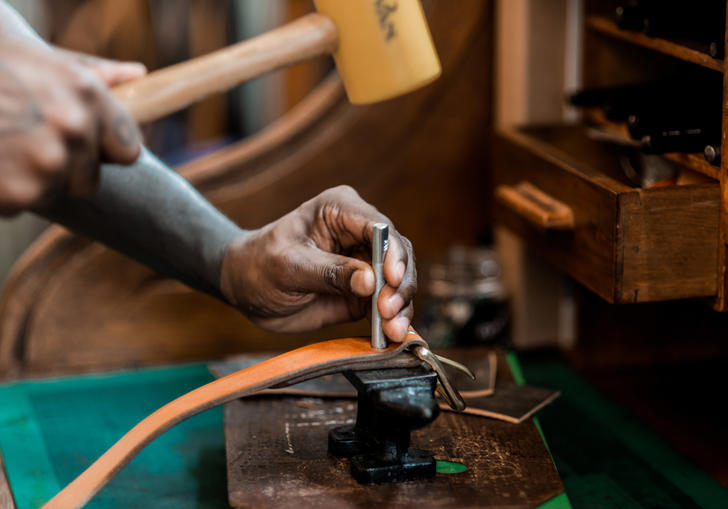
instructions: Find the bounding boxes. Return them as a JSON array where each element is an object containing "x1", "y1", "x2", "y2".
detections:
[{"x1": 371, "y1": 223, "x2": 389, "y2": 349}]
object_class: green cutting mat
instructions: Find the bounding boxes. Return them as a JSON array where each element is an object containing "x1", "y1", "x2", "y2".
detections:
[
  {"x1": 0, "y1": 365, "x2": 227, "y2": 509},
  {"x1": 0, "y1": 353, "x2": 725, "y2": 508}
]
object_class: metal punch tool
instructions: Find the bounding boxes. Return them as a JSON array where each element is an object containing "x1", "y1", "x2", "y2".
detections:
[
  {"x1": 370, "y1": 224, "x2": 474, "y2": 411},
  {"x1": 371, "y1": 223, "x2": 389, "y2": 350}
]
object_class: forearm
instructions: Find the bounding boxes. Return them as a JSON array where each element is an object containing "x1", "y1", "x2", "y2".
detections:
[
  {"x1": 39, "y1": 149, "x2": 243, "y2": 301},
  {"x1": 0, "y1": 2, "x2": 47, "y2": 45}
]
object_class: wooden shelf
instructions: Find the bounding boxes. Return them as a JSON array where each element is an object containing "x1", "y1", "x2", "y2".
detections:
[
  {"x1": 587, "y1": 16, "x2": 724, "y2": 73},
  {"x1": 583, "y1": 109, "x2": 720, "y2": 180}
]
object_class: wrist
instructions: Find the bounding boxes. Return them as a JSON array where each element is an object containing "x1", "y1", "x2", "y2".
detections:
[{"x1": 219, "y1": 229, "x2": 256, "y2": 309}]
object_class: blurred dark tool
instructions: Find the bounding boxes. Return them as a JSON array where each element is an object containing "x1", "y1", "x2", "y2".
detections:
[
  {"x1": 641, "y1": 126, "x2": 721, "y2": 155},
  {"x1": 569, "y1": 78, "x2": 722, "y2": 160},
  {"x1": 626, "y1": 104, "x2": 717, "y2": 140},
  {"x1": 568, "y1": 79, "x2": 720, "y2": 124},
  {"x1": 586, "y1": 127, "x2": 679, "y2": 188},
  {"x1": 569, "y1": 83, "x2": 655, "y2": 121},
  {"x1": 614, "y1": 0, "x2": 726, "y2": 57}
]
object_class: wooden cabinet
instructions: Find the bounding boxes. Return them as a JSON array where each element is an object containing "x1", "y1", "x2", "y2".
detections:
[{"x1": 493, "y1": 0, "x2": 728, "y2": 308}]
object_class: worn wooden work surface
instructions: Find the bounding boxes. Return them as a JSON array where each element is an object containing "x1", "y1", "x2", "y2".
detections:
[
  {"x1": 224, "y1": 351, "x2": 565, "y2": 508},
  {"x1": 0, "y1": 454, "x2": 13, "y2": 509}
]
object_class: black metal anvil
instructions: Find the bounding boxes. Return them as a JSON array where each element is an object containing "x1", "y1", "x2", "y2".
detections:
[{"x1": 328, "y1": 365, "x2": 439, "y2": 484}]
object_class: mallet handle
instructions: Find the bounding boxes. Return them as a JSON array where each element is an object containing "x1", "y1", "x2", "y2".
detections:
[{"x1": 112, "y1": 13, "x2": 338, "y2": 123}]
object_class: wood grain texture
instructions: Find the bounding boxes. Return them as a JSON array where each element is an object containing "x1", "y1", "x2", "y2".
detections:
[
  {"x1": 494, "y1": 125, "x2": 720, "y2": 303},
  {"x1": 495, "y1": 182, "x2": 575, "y2": 230},
  {"x1": 586, "y1": 16, "x2": 724, "y2": 72},
  {"x1": 618, "y1": 185, "x2": 719, "y2": 302},
  {"x1": 224, "y1": 349, "x2": 563, "y2": 509},
  {"x1": 570, "y1": 284, "x2": 728, "y2": 369},
  {"x1": 716, "y1": 3, "x2": 728, "y2": 311},
  {"x1": 663, "y1": 153, "x2": 720, "y2": 181},
  {"x1": 0, "y1": 0, "x2": 493, "y2": 378},
  {"x1": 113, "y1": 13, "x2": 338, "y2": 123},
  {"x1": 0, "y1": 452, "x2": 15, "y2": 509}
]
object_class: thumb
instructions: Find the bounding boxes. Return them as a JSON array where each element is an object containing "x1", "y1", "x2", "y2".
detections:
[{"x1": 292, "y1": 246, "x2": 374, "y2": 297}]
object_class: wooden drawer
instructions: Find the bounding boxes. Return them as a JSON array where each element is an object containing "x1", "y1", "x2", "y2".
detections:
[{"x1": 493, "y1": 125, "x2": 720, "y2": 303}]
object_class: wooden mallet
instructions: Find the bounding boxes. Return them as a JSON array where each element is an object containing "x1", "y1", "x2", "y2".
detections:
[{"x1": 113, "y1": 0, "x2": 441, "y2": 123}]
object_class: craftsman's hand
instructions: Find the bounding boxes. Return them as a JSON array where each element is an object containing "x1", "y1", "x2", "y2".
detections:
[
  {"x1": 0, "y1": 41, "x2": 144, "y2": 216},
  {"x1": 220, "y1": 186, "x2": 417, "y2": 341}
]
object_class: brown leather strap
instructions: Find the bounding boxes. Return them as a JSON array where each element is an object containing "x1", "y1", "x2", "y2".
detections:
[{"x1": 42, "y1": 333, "x2": 427, "y2": 509}]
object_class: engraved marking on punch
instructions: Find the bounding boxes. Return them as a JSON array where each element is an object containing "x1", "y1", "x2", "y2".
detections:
[{"x1": 375, "y1": 0, "x2": 398, "y2": 41}]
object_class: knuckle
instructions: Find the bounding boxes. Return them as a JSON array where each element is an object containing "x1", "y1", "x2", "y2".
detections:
[
  {"x1": 33, "y1": 141, "x2": 69, "y2": 175},
  {"x1": 72, "y1": 70, "x2": 104, "y2": 100},
  {"x1": 44, "y1": 97, "x2": 93, "y2": 138},
  {"x1": 324, "y1": 184, "x2": 359, "y2": 200},
  {"x1": 323, "y1": 264, "x2": 346, "y2": 292},
  {"x1": 33, "y1": 138, "x2": 68, "y2": 174},
  {"x1": 59, "y1": 107, "x2": 92, "y2": 138},
  {"x1": 335, "y1": 184, "x2": 357, "y2": 196}
]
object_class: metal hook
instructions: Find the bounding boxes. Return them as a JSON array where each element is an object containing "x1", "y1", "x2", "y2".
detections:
[
  {"x1": 434, "y1": 354, "x2": 476, "y2": 380},
  {"x1": 411, "y1": 345, "x2": 467, "y2": 412}
]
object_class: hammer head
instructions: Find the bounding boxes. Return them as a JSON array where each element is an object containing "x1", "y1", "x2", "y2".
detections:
[{"x1": 314, "y1": 0, "x2": 441, "y2": 104}]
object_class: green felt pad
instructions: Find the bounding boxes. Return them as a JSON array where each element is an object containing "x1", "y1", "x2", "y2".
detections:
[{"x1": 0, "y1": 364, "x2": 227, "y2": 509}]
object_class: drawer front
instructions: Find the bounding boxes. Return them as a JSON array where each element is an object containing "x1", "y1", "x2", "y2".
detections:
[
  {"x1": 493, "y1": 127, "x2": 719, "y2": 303},
  {"x1": 617, "y1": 187, "x2": 719, "y2": 302}
]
